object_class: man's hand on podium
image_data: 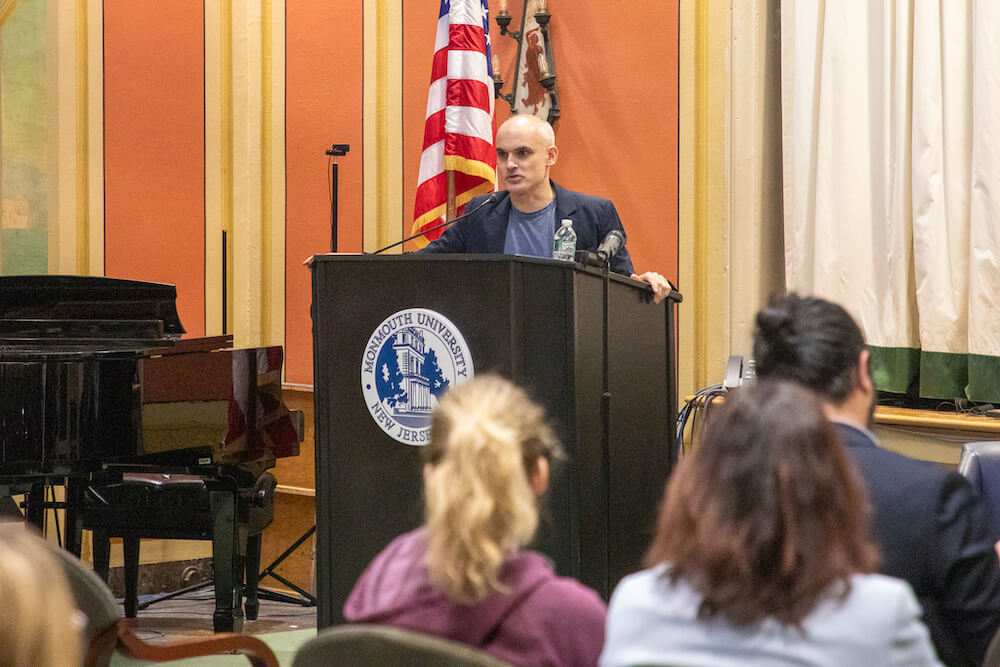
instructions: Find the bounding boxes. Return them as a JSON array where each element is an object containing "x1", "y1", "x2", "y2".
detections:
[{"x1": 631, "y1": 271, "x2": 673, "y2": 304}]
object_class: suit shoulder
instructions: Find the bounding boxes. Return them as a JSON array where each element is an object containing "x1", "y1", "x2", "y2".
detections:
[
  {"x1": 837, "y1": 423, "x2": 954, "y2": 487},
  {"x1": 561, "y1": 188, "x2": 614, "y2": 209},
  {"x1": 468, "y1": 191, "x2": 498, "y2": 207},
  {"x1": 851, "y1": 444, "x2": 956, "y2": 486}
]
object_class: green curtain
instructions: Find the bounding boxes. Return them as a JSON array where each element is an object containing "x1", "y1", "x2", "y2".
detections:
[{"x1": 781, "y1": 1, "x2": 1000, "y2": 404}]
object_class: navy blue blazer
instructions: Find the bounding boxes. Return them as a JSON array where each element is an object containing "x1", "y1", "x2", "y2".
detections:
[
  {"x1": 419, "y1": 182, "x2": 636, "y2": 276},
  {"x1": 836, "y1": 421, "x2": 1000, "y2": 666}
]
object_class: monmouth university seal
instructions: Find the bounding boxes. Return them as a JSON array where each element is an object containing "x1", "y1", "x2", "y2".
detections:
[{"x1": 360, "y1": 308, "x2": 474, "y2": 445}]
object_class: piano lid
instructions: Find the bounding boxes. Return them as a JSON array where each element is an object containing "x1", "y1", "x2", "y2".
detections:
[{"x1": 0, "y1": 275, "x2": 186, "y2": 337}]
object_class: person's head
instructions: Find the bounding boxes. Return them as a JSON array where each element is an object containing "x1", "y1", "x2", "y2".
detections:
[
  {"x1": 645, "y1": 380, "x2": 878, "y2": 627},
  {"x1": 753, "y1": 293, "x2": 873, "y2": 421},
  {"x1": 495, "y1": 114, "x2": 558, "y2": 207},
  {"x1": 422, "y1": 375, "x2": 563, "y2": 604},
  {"x1": 0, "y1": 525, "x2": 83, "y2": 667}
]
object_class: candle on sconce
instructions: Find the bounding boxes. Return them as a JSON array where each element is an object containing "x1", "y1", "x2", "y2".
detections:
[
  {"x1": 492, "y1": 54, "x2": 502, "y2": 79},
  {"x1": 537, "y1": 51, "x2": 550, "y2": 77},
  {"x1": 537, "y1": 0, "x2": 547, "y2": 13},
  {"x1": 498, "y1": 0, "x2": 508, "y2": 14}
]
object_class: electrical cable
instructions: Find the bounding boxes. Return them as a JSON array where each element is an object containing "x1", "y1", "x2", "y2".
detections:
[{"x1": 675, "y1": 383, "x2": 725, "y2": 458}]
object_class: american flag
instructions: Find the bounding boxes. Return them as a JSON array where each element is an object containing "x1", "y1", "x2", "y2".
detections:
[{"x1": 411, "y1": 0, "x2": 497, "y2": 247}]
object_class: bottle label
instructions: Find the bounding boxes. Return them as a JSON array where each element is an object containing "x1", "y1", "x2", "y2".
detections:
[{"x1": 553, "y1": 240, "x2": 575, "y2": 261}]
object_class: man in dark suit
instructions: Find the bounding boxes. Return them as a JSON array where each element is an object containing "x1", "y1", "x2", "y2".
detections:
[
  {"x1": 753, "y1": 293, "x2": 1000, "y2": 666},
  {"x1": 420, "y1": 114, "x2": 673, "y2": 303}
]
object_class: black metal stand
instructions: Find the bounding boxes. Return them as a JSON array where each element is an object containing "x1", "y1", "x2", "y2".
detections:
[
  {"x1": 222, "y1": 230, "x2": 228, "y2": 334},
  {"x1": 330, "y1": 161, "x2": 339, "y2": 252},
  {"x1": 255, "y1": 524, "x2": 317, "y2": 606},
  {"x1": 133, "y1": 522, "x2": 318, "y2": 613},
  {"x1": 326, "y1": 144, "x2": 350, "y2": 252},
  {"x1": 666, "y1": 291, "x2": 681, "y2": 470},
  {"x1": 600, "y1": 262, "x2": 612, "y2": 597},
  {"x1": 20, "y1": 482, "x2": 67, "y2": 549},
  {"x1": 136, "y1": 579, "x2": 213, "y2": 611}
]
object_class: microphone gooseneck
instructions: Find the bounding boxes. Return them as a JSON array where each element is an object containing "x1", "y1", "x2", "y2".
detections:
[{"x1": 367, "y1": 193, "x2": 499, "y2": 255}]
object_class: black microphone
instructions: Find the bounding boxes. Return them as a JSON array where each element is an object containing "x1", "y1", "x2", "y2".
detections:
[
  {"x1": 367, "y1": 193, "x2": 499, "y2": 255},
  {"x1": 596, "y1": 230, "x2": 625, "y2": 264}
]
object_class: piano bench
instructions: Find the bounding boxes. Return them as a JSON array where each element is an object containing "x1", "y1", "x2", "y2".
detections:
[{"x1": 82, "y1": 470, "x2": 277, "y2": 633}]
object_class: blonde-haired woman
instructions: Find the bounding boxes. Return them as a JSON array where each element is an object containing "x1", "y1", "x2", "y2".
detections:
[
  {"x1": 0, "y1": 525, "x2": 83, "y2": 667},
  {"x1": 345, "y1": 375, "x2": 607, "y2": 667}
]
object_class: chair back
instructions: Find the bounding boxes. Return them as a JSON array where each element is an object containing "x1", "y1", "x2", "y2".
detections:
[
  {"x1": 37, "y1": 529, "x2": 280, "y2": 667},
  {"x1": 42, "y1": 538, "x2": 120, "y2": 643},
  {"x1": 985, "y1": 623, "x2": 1000, "y2": 667},
  {"x1": 958, "y1": 441, "x2": 1000, "y2": 541},
  {"x1": 292, "y1": 625, "x2": 512, "y2": 667}
]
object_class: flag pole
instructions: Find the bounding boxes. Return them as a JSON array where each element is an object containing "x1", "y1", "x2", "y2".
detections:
[{"x1": 446, "y1": 170, "x2": 457, "y2": 221}]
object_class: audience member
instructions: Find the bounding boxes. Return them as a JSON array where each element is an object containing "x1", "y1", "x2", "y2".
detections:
[
  {"x1": 345, "y1": 375, "x2": 607, "y2": 667},
  {"x1": 754, "y1": 293, "x2": 1000, "y2": 666},
  {"x1": 601, "y1": 381, "x2": 941, "y2": 667},
  {"x1": 0, "y1": 525, "x2": 83, "y2": 667}
]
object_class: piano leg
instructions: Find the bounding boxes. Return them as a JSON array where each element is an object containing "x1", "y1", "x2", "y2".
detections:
[
  {"x1": 63, "y1": 478, "x2": 85, "y2": 557},
  {"x1": 25, "y1": 483, "x2": 44, "y2": 531},
  {"x1": 92, "y1": 527, "x2": 111, "y2": 582},
  {"x1": 244, "y1": 533, "x2": 262, "y2": 620},
  {"x1": 210, "y1": 488, "x2": 245, "y2": 634},
  {"x1": 124, "y1": 536, "x2": 140, "y2": 618}
]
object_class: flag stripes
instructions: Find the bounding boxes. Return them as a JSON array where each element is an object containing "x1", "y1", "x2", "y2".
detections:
[{"x1": 412, "y1": 0, "x2": 496, "y2": 247}]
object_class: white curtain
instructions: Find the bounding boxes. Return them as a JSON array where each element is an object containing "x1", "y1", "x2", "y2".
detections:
[{"x1": 781, "y1": 0, "x2": 1000, "y2": 402}]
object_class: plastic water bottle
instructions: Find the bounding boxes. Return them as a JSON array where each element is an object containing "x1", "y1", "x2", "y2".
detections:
[{"x1": 553, "y1": 219, "x2": 576, "y2": 262}]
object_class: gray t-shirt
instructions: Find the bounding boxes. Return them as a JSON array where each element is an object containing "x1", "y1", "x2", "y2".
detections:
[{"x1": 503, "y1": 199, "x2": 557, "y2": 259}]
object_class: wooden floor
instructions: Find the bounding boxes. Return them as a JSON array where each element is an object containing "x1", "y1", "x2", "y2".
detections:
[{"x1": 125, "y1": 586, "x2": 317, "y2": 645}]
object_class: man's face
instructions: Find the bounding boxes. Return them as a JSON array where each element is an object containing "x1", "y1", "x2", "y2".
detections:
[{"x1": 495, "y1": 120, "x2": 556, "y2": 197}]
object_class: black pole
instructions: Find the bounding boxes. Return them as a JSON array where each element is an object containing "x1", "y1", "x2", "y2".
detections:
[
  {"x1": 601, "y1": 262, "x2": 612, "y2": 597},
  {"x1": 666, "y1": 296, "x2": 678, "y2": 470},
  {"x1": 664, "y1": 288, "x2": 682, "y2": 469},
  {"x1": 222, "y1": 230, "x2": 228, "y2": 334},
  {"x1": 330, "y1": 160, "x2": 338, "y2": 252},
  {"x1": 326, "y1": 144, "x2": 350, "y2": 253}
]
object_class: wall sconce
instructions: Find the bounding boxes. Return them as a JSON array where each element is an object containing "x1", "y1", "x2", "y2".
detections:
[{"x1": 492, "y1": 0, "x2": 560, "y2": 123}]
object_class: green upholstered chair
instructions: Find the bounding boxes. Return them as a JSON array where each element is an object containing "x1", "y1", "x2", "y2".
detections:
[
  {"x1": 292, "y1": 624, "x2": 512, "y2": 667},
  {"x1": 984, "y1": 624, "x2": 1000, "y2": 667}
]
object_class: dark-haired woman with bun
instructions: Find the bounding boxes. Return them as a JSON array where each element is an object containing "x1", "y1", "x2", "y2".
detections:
[
  {"x1": 600, "y1": 381, "x2": 941, "y2": 667},
  {"x1": 753, "y1": 293, "x2": 1000, "y2": 665},
  {"x1": 345, "y1": 375, "x2": 607, "y2": 667}
]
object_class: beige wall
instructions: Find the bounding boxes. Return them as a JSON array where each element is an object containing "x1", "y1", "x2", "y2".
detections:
[{"x1": 678, "y1": 0, "x2": 784, "y2": 398}]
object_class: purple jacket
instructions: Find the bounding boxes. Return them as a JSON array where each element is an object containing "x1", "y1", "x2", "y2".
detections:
[{"x1": 344, "y1": 529, "x2": 607, "y2": 667}]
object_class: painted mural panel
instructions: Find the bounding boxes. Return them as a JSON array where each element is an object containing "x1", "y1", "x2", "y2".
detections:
[
  {"x1": 0, "y1": 0, "x2": 47, "y2": 275},
  {"x1": 104, "y1": 0, "x2": 206, "y2": 337}
]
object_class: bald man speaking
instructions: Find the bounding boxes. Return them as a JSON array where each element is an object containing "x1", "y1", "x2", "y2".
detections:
[{"x1": 420, "y1": 115, "x2": 673, "y2": 303}]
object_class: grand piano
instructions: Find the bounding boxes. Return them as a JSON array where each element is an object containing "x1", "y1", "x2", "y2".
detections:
[{"x1": 0, "y1": 274, "x2": 301, "y2": 631}]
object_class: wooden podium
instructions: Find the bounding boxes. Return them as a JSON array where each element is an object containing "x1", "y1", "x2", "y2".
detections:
[{"x1": 310, "y1": 253, "x2": 681, "y2": 627}]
